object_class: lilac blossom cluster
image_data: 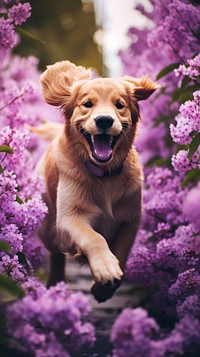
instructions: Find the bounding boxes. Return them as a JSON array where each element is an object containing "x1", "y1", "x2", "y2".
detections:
[
  {"x1": 6, "y1": 282, "x2": 95, "y2": 357},
  {"x1": 111, "y1": 167, "x2": 200, "y2": 356},
  {"x1": 175, "y1": 53, "x2": 200, "y2": 79},
  {"x1": 170, "y1": 54, "x2": 200, "y2": 173},
  {"x1": 0, "y1": 0, "x2": 31, "y2": 57},
  {"x1": 111, "y1": 308, "x2": 200, "y2": 357},
  {"x1": 0, "y1": 59, "x2": 48, "y2": 280},
  {"x1": 110, "y1": 1, "x2": 200, "y2": 356},
  {"x1": 0, "y1": 0, "x2": 60, "y2": 279},
  {"x1": 0, "y1": 2, "x2": 95, "y2": 356},
  {"x1": 120, "y1": 0, "x2": 200, "y2": 165}
]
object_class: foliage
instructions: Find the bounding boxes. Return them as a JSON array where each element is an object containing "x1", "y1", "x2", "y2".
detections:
[{"x1": 110, "y1": 1, "x2": 200, "y2": 356}]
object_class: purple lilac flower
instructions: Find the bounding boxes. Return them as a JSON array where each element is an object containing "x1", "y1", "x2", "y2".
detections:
[
  {"x1": 110, "y1": 306, "x2": 200, "y2": 357},
  {"x1": 110, "y1": 308, "x2": 160, "y2": 357},
  {"x1": 110, "y1": 307, "x2": 200, "y2": 357},
  {"x1": 170, "y1": 87, "x2": 200, "y2": 147},
  {"x1": 168, "y1": 269, "x2": 200, "y2": 300},
  {"x1": 171, "y1": 148, "x2": 200, "y2": 173},
  {"x1": 147, "y1": 0, "x2": 200, "y2": 61},
  {"x1": 0, "y1": 18, "x2": 16, "y2": 50},
  {"x1": 0, "y1": 224, "x2": 23, "y2": 254},
  {"x1": 8, "y1": 2, "x2": 31, "y2": 26},
  {"x1": 171, "y1": 315, "x2": 200, "y2": 353},
  {"x1": 175, "y1": 53, "x2": 200, "y2": 79},
  {"x1": 177, "y1": 295, "x2": 200, "y2": 319},
  {"x1": 0, "y1": 254, "x2": 27, "y2": 283},
  {"x1": 6, "y1": 282, "x2": 95, "y2": 356}
]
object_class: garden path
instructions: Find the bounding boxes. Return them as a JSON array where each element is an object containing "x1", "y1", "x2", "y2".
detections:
[{"x1": 66, "y1": 258, "x2": 138, "y2": 357}]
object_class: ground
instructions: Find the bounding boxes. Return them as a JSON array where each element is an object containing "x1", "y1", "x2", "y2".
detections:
[{"x1": 66, "y1": 258, "x2": 137, "y2": 357}]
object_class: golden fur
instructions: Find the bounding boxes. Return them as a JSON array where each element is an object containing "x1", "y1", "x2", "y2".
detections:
[{"x1": 32, "y1": 61, "x2": 158, "y2": 302}]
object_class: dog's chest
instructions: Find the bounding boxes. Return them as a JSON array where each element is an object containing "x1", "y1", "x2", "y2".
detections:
[{"x1": 90, "y1": 181, "x2": 123, "y2": 239}]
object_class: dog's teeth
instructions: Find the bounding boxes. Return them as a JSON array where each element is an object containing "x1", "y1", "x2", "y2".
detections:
[
  {"x1": 91, "y1": 135, "x2": 94, "y2": 143},
  {"x1": 110, "y1": 136, "x2": 113, "y2": 144}
]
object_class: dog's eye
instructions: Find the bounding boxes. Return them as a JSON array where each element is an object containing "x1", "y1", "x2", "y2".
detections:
[
  {"x1": 83, "y1": 101, "x2": 93, "y2": 108},
  {"x1": 115, "y1": 101, "x2": 125, "y2": 110}
]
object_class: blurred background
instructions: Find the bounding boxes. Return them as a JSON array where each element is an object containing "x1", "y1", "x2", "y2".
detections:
[{"x1": 15, "y1": 0, "x2": 151, "y2": 76}]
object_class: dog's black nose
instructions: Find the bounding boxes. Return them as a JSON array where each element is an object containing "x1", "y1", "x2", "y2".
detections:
[{"x1": 95, "y1": 116, "x2": 114, "y2": 130}]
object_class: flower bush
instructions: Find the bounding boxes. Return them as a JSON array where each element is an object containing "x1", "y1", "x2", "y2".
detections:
[
  {"x1": 1, "y1": 0, "x2": 200, "y2": 356},
  {"x1": 6, "y1": 282, "x2": 95, "y2": 357},
  {"x1": 110, "y1": 1, "x2": 200, "y2": 356},
  {"x1": 0, "y1": 1, "x2": 95, "y2": 356}
]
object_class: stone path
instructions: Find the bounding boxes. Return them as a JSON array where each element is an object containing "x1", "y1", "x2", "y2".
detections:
[{"x1": 66, "y1": 258, "x2": 138, "y2": 357}]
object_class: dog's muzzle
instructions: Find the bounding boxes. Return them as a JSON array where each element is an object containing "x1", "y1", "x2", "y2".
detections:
[{"x1": 80, "y1": 115, "x2": 121, "y2": 163}]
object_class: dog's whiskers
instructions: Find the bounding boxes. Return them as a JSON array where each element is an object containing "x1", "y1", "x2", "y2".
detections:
[
  {"x1": 75, "y1": 121, "x2": 86, "y2": 136},
  {"x1": 121, "y1": 123, "x2": 129, "y2": 143}
]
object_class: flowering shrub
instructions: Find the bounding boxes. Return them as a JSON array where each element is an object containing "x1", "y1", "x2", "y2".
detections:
[
  {"x1": 0, "y1": 1, "x2": 95, "y2": 356},
  {"x1": 110, "y1": 1, "x2": 200, "y2": 356},
  {"x1": 0, "y1": 0, "x2": 49, "y2": 284},
  {"x1": 171, "y1": 58, "x2": 200, "y2": 173},
  {"x1": 111, "y1": 308, "x2": 200, "y2": 357},
  {"x1": 0, "y1": 1, "x2": 31, "y2": 54},
  {"x1": 1, "y1": 0, "x2": 200, "y2": 356},
  {"x1": 6, "y1": 282, "x2": 95, "y2": 357}
]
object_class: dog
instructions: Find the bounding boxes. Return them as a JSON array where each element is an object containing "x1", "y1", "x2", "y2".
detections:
[{"x1": 31, "y1": 61, "x2": 158, "y2": 302}]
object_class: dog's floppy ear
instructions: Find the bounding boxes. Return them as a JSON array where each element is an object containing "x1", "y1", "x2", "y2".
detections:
[
  {"x1": 122, "y1": 75, "x2": 159, "y2": 101},
  {"x1": 40, "y1": 60, "x2": 91, "y2": 107}
]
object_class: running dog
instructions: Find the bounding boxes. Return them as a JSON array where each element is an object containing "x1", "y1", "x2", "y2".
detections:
[{"x1": 31, "y1": 61, "x2": 158, "y2": 302}]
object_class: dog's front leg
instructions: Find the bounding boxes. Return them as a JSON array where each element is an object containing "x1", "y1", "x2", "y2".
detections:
[
  {"x1": 57, "y1": 216, "x2": 123, "y2": 283},
  {"x1": 56, "y1": 177, "x2": 123, "y2": 298}
]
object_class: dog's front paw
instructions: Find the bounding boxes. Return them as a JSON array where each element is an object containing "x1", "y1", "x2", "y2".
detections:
[
  {"x1": 91, "y1": 278, "x2": 122, "y2": 303},
  {"x1": 89, "y1": 252, "x2": 123, "y2": 302},
  {"x1": 90, "y1": 252, "x2": 123, "y2": 284}
]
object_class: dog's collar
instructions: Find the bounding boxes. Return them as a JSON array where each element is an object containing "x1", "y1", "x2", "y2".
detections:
[{"x1": 85, "y1": 160, "x2": 123, "y2": 178}]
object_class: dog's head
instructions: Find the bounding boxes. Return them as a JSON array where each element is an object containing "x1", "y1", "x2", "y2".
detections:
[{"x1": 41, "y1": 61, "x2": 158, "y2": 166}]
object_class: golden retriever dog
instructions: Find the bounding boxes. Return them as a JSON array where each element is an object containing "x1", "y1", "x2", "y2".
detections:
[{"x1": 32, "y1": 61, "x2": 158, "y2": 302}]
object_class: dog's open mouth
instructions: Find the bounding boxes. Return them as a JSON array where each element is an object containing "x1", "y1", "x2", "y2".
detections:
[{"x1": 81, "y1": 130, "x2": 120, "y2": 163}]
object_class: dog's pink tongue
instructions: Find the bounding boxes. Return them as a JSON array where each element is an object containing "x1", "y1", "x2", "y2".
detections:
[{"x1": 92, "y1": 135, "x2": 112, "y2": 162}]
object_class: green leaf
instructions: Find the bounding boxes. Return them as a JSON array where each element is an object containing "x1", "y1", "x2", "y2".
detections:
[
  {"x1": 182, "y1": 168, "x2": 200, "y2": 187},
  {"x1": 171, "y1": 84, "x2": 199, "y2": 104},
  {"x1": 0, "y1": 241, "x2": 10, "y2": 253},
  {"x1": 16, "y1": 26, "x2": 46, "y2": 45},
  {"x1": 0, "y1": 165, "x2": 3, "y2": 174},
  {"x1": 188, "y1": 133, "x2": 200, "y2": 160},
  {"x1": 178, "y1": 85, "x2": 200, "y2": 103},
  {"x1": 0, "y1": 274, "x2": 25, "y2": 302},
  {"x1": 17, "y1": 252, "x2": 30, "y2": 274},
  {"x1": 145, "y1": 156, "x2": 171, "y2": 168},
  {"x1": 156, "y1": 63, "x2": 180, "y2": 80},
  {"x1": 171, "y1": 88, "x2": 181, "y2": 102},
  {"x1": 0, "y1": 145, "x2": 13, "y2": 154},
  {"x1": 180, "y1": 76, "x2": 191, "y2": 89},
  {"x1": 15, "y1": 195, "x2": 24, "y2": 205}
]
